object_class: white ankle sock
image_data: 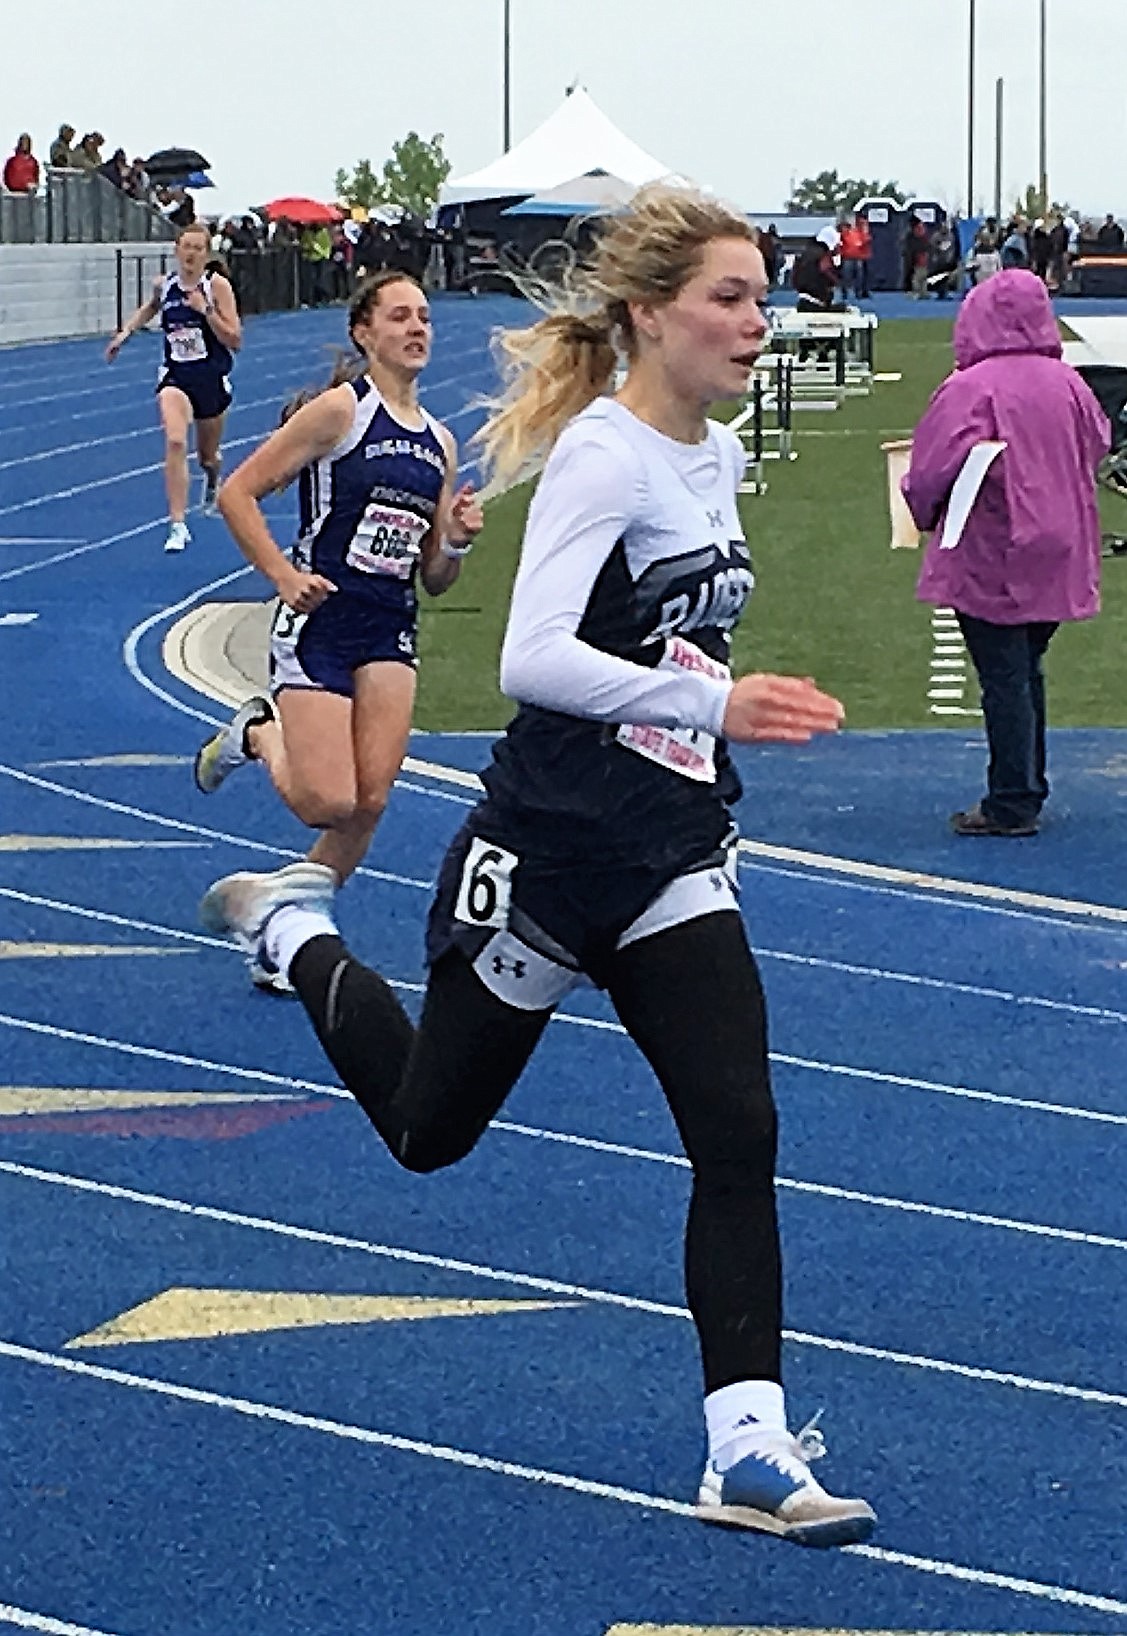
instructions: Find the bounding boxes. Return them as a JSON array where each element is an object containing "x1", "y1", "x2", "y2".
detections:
[
  {"x1": 263, "y1": 906, "x2": 337, "y2": 978},
  {"x1": 705, "y1": 1379, "x2": 787, "y2": 1471}
]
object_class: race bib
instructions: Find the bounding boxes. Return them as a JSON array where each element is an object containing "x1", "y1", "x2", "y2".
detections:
[
  {"x1": 346, "y1": 502, "x2": 429, "y2": 579},
  {"x1": 168, "y1": 325, "x2": 208, "y2": 364},
  {"x1": 270, "y1": 600, "x2": 308, "y2": 648},
  {"x1": 616, "y1": 636, "x2": 729, "y2": 783},
  {"x1": 453, "y1": 837, "x2": 518, "y2": 930}
]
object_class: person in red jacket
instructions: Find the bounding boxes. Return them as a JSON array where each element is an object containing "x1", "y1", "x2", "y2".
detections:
[
  {"x1": 3, "y1": 134, "x2": 40, "y2": 194},
  {"x1": 839, "y1": 213, "x2": 872, "y2": 300}
]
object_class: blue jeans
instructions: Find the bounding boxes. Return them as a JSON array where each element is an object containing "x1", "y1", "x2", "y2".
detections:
[
  {"x1": 956, "y1": 614, "x2": 1059, "y2": 826},
  {"x1": 841, "y1": 258, "x2": 869, "y2": 299}
]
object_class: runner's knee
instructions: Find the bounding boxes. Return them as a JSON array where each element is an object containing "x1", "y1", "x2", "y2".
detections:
[
  {"x1": 392, "y1": 1116, "x2": 480, "y2": 1174},
  {"x1": 287, "y1": 785, "x2": 357, "y2": 829},
  {"x1": 352, "y1": 784, "x2": 390, "y2": 829}
]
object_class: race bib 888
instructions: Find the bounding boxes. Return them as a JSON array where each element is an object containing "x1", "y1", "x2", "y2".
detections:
[{"x1": 346, "y1": 503, "x2": 429, "y2": 579}]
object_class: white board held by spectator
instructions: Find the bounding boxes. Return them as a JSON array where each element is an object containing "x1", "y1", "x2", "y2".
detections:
[
  {"x1": 937, "y1": 440, "x2": 1007, "y2": 550},
  {"x1": 881, "y1": 440, "x2": 918, "y2": 548}
]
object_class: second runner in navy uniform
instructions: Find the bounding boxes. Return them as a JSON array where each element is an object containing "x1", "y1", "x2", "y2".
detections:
[
  {"x1": 106, "y1": 221, "x2": 241, "y2": 552},
  {"x1": 200, "y1": 187, "x2": 875, "y2": 1545},
  {"x1": 193, "y1": 270, "x2": 482, "y2": 993},
  {"x1": 273, "y1": 376, "x2": 449, "y2": 695}
]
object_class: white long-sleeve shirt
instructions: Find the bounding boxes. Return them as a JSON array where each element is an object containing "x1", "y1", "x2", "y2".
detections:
[{"x1": 499, "y1": 397, "x2": 751, "y2": 741}]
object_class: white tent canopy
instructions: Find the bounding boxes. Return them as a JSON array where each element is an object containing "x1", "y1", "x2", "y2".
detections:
[
  {"x1": 502, "y1": 170, "x2": 641, "y2": 216},
  {"x1": 442, "y1": 88, "x2": 678, "y2": 204}
]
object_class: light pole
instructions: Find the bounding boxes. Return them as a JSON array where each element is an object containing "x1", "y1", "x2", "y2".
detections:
[
  {"x1": 994, "y1": 77, "x2": 1004, "y2": 222},
  {"x1": 502, "y1": 0, "x2": 512, "y2": 153},
  {"x1": 966, "y1": 0, "x2": 977, "y2": 214},
  {"x1": 1038, "y1": 0, "x2": 1048, "y2": 211}
]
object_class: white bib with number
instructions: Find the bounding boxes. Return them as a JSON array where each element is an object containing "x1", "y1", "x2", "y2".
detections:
[
  {"x1": 345, "y1": 502, "x2": 429, "y2": 579},
  {"x1": 453, "y1": 837, "x2": 518, "y2": 930},
  {"x1": 168, "y1": 325, "x2": 208, "y2": 364},
  {"x1": 615, "y1": 636, "x2": 729, "y2": 783}
]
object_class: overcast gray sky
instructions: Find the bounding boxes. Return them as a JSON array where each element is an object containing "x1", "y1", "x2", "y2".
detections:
[{"x1": 5, "y1": 0, "x2": 1127, "y2": 219}]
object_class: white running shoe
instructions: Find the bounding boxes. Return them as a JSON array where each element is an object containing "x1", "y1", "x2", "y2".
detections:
[
  {"x1": 164, "y1": 520, "x2": 191, "y2": 553},
  {"x1": 200, "y1": 861, "x2": 338, "y2": 961},
  {"x1": 696, "y1": 1424, "x2": 875, "y2": 1548},
  {"x1": 193, "y1": 697, "x2": 276, "y2": 794}
]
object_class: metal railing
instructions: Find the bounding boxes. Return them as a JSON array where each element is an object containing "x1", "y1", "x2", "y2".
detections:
[
  {"x1": 113, "y1": 246, "x2": 304, "y2": 327},
  {"x1": 0, "y1": 168, "x2": 174, "y2": 244}
]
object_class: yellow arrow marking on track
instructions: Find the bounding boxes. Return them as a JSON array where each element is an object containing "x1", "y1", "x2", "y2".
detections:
[
  {"x1": 66, "y1": 1289, "x2": 578, "y2": 1348},
  {"x1": 0, "y1": 1088, "x2": 293, "y2": 1116},
  {"x1": 0, "y1": 942, "x2": 189, "y2": 959},
  {"x1": 0, "y1": 834, "x2": 201, "y2": 850}
]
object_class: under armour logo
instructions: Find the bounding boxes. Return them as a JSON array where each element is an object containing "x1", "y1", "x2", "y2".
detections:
[
  {"x1": 491, "y1": 956, "x2": 526, "y2": 978},
  {"x1": 707, "y1": 509, "x2": 724, "y2": 528}
]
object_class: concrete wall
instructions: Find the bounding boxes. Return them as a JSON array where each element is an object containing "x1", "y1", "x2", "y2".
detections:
[{"x1": 0, "y1": 242, "x2": 174, "y2": 346}]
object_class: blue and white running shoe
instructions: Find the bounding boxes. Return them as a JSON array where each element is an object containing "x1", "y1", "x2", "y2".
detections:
[
  {"x1": 200, "y1": 860, "x2": 337, "y2": 967},
  {"x1": 697, "y1": 1425, "x2": 875, "y2": 1548}
]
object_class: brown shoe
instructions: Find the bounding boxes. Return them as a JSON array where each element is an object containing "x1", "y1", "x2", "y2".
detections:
[{"x1": 950, "y1": 803, "x2": 1038, "y2": 837}]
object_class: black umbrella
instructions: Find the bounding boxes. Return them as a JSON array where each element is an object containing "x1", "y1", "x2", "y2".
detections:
[{"x1": 146, "y1": 147, "x2": 211, "y2": 180}]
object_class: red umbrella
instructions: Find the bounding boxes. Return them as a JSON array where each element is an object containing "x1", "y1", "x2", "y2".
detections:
[{"x1": 262, "y1": 196, "x2": 344, "y2": 225}]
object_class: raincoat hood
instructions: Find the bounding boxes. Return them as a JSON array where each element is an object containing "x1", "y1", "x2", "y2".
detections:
[{"x1": 953, "y1": 268, "x2": 1062, "y2": 369}]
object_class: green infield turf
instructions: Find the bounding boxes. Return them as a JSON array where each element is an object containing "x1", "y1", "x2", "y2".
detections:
[{"x1": 416, "y1": 316, "x2": 1127, "y2": 732}]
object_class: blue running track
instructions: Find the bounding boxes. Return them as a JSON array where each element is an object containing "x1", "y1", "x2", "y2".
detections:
[{"x1": 0, "y1": 297, "x2": 1125, "y2": 1636}]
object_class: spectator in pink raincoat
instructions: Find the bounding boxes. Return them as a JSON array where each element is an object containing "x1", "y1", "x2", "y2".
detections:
[{"x1": 903, "y1": 269, "x2": 1110, "y2": 836}]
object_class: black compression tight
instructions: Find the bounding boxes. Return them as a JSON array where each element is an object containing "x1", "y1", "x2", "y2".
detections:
[{"x1": 290, "y1": 910, "x2": 781, "y2": 1391}]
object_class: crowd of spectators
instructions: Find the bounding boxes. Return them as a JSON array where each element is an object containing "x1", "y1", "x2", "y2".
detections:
[
  {"x1": 1, "y1": 124, "x2": 201, "y2": 228},
  {"x1": 964, "y1": 211, "x2": 1127, "y2": 294},
  {"x1": 208, "y1": 209, "x2": 438, "y2": 304},
  {"x1": 784, "y1": 205, "x2": 1126, "y2": 307}
]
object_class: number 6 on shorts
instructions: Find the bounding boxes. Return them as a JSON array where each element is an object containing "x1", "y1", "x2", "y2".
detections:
[{"x1": 453, "y1": 837, "x2": 518, "y2": 929}]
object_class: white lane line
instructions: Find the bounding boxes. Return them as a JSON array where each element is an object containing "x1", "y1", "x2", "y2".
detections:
[
  {"x1": 0, "y1": 434, "x2": 263, "y2": 517},
  {"x1": 0, "y1": 386, "x2": 283, "y2": 472},
  {"x1": 491, "y1": 1117, "x2": 1127, "y2": 1250},
  {"x1": 0, "y1": 518, "x2": 166, "y2": 585},
  {"x1": 1, "y1": 996, "x2": 1124, "y2": 1255},
  {"x1": 126, "y1": 566, "x2": 254, "y2": 729},
  {"x1": 0, "y1": 361, "x2": 484, "y2": 475},
  {"x1": 736, "y1": 841, "x2": 1127, "y2": 928},
  {"x1": 0, "y1": 362, "x2": 486, "y2": 515},
  {"x1": 0, "y1": 764, "x2": 430, "y2": 891},
  {"x1": 0, "y1": 1602, "x2": 126, "y2": 1636},
  {"x1": 19, "y1": 675, "x2": 1127, "y2": 938},
  {"x1": 6, "y1": 872, "x2": 1127, "y2": 1129},
  {"x1": 123, "y1": 534, "x2": 1127, "y2": 935},
  {"x1": 0, "y1": 924, "x2": 1122, "y2": 1128},
  {"x1": 0, "y1": 334, "x2": 488, "y2": 423},
  {"x1": 257, "y1": 745, "x2": 1127, "y2": 934},
  {"x1": 0, "y1": 886, "x2": 237, "y2": 949},
  {"x1": 759, "y1": 943, "x2": 1127, "y2": 1024},
  {"x1": 3, "y1": 1344, "x2": 1127, "y2": 1617},
  {"x1": 3, "y1": 1158, "x2": 1126, "y2": 1416},
  {"x1": 3, "y1": 887, "x2": 1125, "y2": 1132},
  {"x1": 5, "y1": 759, "x2": 1127, "y2": 1024},
  {"x1": 0, "y1": 1008, "x2": 349, "y2": 1093},
  {"x1": 736, "y1": 853, "x2": 1127, "y2": 935},
  {"x1": 771, "y1": 1046, "x2": 1127, "y2": 1127}
]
